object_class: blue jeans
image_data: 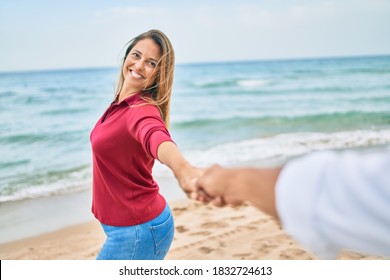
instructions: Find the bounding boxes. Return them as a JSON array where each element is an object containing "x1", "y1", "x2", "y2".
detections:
[{"x1": 96, "y1": 204, "x2": 174, "y2": 260}]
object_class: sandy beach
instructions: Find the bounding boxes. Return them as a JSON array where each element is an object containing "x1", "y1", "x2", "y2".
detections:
[{"x1": 0, "y1": 197, "x2": 385, "y2": 260}]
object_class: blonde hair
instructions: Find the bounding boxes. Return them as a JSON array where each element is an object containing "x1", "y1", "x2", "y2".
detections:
[{"x1": 115, "y1": 29, "x2": 175, "y2": 127}]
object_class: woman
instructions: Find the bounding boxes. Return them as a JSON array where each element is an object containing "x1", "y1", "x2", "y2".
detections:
[{"x1": 90, "y1": 29, "x2": 200, "y2": 259}]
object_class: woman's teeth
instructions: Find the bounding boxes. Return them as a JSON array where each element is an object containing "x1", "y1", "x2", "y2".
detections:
[{"x1": 130, "y1": 69, "x2": 143, "y2": 79}]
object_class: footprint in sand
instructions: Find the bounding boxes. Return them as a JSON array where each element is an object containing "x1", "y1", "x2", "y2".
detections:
[
  {"x1": 229, "y1": 215, "x2": 245, "y2": 221},
  {"x1": 233, "y1": 252, "x2": 252, "y2": 259},
  {"x1": 172, "y1": 207, "x2": 187, "y2": 216},
  {"x1": 175, "y1": 225, "x2": 189, "y2": 233},
  {"x1": 201, "y1": 221, "x2": 229, "y2": 229},
  {"x1": 252, "y1": 239, "x2": 278, "y2": 254},
  {"x1": 279, "y1": 248, "x2": 313, "y2": 260},
  {"x1": 199, "y1": 247, "x2": 214, "y2": 254},
  {"x1": 190, "y1": 231, "x2": 211, "y2": 236}
]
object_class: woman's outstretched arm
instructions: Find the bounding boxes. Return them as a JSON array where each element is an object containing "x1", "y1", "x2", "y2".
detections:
[{"x1": 157, "y1": 141, "x2": 203, "y2": 199}]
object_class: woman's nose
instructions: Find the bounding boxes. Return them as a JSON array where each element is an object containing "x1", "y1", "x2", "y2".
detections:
[{"x1": 134, "y1": 60, "x2": 144, "y2": 70}]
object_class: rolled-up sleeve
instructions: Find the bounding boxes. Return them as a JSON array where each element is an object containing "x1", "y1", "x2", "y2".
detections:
[
  {"x1": 147, "y1": 130, "x2": 174, "y2": 160},
  {"x1": 129, "y1": 104, "x2": 174, "y2": 160}
]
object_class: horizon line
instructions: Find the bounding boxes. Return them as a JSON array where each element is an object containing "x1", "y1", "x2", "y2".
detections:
[{"x1": 1, "y1": 53, "x2": 389, "y2": 74}]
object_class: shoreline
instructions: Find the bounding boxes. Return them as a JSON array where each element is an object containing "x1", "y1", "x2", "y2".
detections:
[
  {"x1": 0, "y1": 175, "x2": 186, "y2": 245},
  {"x1": 0, "y1": 189, "x2": 94, "y2": 244},
  {"x1": 0, "y1": 199, "x2": 385, "y2": 260}
]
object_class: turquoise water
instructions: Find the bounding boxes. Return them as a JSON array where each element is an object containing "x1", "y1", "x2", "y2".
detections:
[{"x1": 1, "y1": 55, "x2": 390, "y2": 201}]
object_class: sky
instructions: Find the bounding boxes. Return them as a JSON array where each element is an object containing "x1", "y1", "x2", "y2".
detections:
[{"x1": 0, "y1": 0, "x2": 389, "y2": 72}]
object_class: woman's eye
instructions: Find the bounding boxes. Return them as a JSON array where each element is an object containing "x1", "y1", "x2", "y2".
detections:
[
  {"x1": 132, "y1": 52, "x2": 140, "y2": 58},
  {"x1": 149, "y1": 61, "x2": 157, "y2": 68}
]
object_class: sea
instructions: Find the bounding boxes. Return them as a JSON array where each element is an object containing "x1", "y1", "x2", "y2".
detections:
[{"x1": 1, "y1": 54, "x2": 390, "y2": 204}]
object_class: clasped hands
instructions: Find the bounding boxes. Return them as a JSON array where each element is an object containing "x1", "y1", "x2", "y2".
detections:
[{"x1": 177, "y1": 164, "x2": 245, "y2": 208}]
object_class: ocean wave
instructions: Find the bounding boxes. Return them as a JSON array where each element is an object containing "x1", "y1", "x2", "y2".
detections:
[
  {"x1": 194, "y1": 80, "x2": 236, "y2": 88},
  {"x1": 237, "y1": 79, "x2": 270, "y2": 88},
  {"x1": 0, "y1": 182, "x2": 91, "y2": 203},
  {"x1": 0, "y1": 159, "x2": 30, "y2": 169},
  {"x1": 0, "y1": 130, "x2": 85, "y2": 145},
  {"x1": 153, "y1": 129, "x2": 390, "y2": 177},
  {"x1": 0, "y1": 133, "x2": 48, "y2": 144},
  {"x1": 343, "y1": 68, "x2": 390, "y2": 75},
  {"x1": 42, "y1": 86, "x2": 89, "y2": 94},
  {"x1": 171, "y1": 111, "x2": 390, "y2": 130},
  {"x1": 187, "y1": 129, "x2": 390, "y2": 167},
  {"x1": 193, "y1": 78, "x2": 271, "y2": 89},
  {"x1": 0, "y1": 90, "x2": 17, "y2": 97},
  {"x1": 41, "y1": 107, "x2": 87, "y2": 116},
  {"x1": 0, "y1": 165, "x2": 91, "y2": 202}
]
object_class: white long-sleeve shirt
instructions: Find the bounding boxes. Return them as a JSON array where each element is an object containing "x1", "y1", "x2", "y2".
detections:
[{"x1": 275, "y1": 147, "x2": 390, "y2": 259}]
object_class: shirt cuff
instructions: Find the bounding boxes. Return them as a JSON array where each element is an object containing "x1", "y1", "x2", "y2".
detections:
[{"x1": 148, "y1": 130, "x2": 175, "y2": 160}]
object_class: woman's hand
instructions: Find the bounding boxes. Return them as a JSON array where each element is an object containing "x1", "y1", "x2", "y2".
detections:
[
  {"x1": 157, "y1": 141, "x2": 210, "y2": 202},
  {"x1": 173, "y1": 162, "x2": 204, "y2": 199},
  {"x1": 195, "y1": 164, "x2": 245, "y2": 207}
]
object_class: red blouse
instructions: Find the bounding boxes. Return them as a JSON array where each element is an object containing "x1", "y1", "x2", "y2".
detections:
[{"x1": 90, "y1": 93, "x2": 173, "y2": 226}]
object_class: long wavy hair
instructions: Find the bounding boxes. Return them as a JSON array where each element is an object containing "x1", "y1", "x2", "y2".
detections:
[{"x1": 115, "y1": 29, "x2": 175, "y2": 127}]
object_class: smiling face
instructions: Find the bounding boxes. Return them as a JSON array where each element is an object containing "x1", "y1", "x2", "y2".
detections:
[{"x1": 122, "y1": 38, "x2": 162, "y2": 93}]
